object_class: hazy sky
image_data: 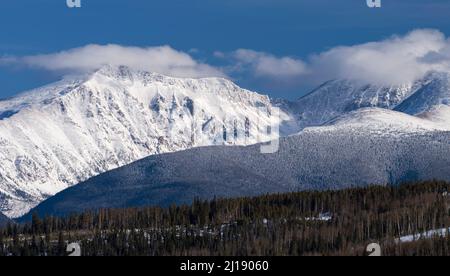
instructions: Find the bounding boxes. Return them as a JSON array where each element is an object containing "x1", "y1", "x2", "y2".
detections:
[{"x1": 1, "y1": 0, "x2": 450, "y2": 99}]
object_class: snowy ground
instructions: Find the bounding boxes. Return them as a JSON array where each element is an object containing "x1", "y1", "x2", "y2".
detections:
[{"x1": 396, "y1": 227, "x2": 450, "y2": 243}]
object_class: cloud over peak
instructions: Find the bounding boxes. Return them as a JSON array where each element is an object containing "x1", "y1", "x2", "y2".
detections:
[
  {"x1": 230, "y1": 49, "x2": 308, "y2": 78},
  {"x1": 216, "y1": 29, "x2": 450, "y2": 86},
  {"x1": 307, "y1": 29, "x2": 450, "y2": 85},
  {"x1": 1, "y1": 44, "x2": 225, "y2": 79}
]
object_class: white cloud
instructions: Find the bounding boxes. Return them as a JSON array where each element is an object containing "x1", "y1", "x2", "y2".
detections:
[
  {"x1": 213, "y1": 51, "x2": 226, "y2": 59},
  {"x1": 307, "y1": 29, "x2": 450, "y2": 85},
  {"x1": 219, "y1": 29, "x2": 450, "y2": 86},
  {"x1": 0, "y1": 44, "x2": 225, "y2": 78},
  {"x1": 2, "y1": 29, "x2": 450, "y2": 89},
  {"x1": 228, "y1": 49, "x2": 308, "y2": 79}
]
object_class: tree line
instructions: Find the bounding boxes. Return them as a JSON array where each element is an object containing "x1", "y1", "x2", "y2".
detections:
[{"x1": 1, "y1": 180, "x2": 450, "y2": 256}]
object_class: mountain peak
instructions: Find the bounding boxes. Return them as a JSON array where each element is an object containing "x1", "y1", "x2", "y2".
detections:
[
  {"x1": 0, "y1": 65, "x2": 263, "y2": 120},
  {"x1": 86, "y1": 65, "x2": 272, "y2": 110},
  {"x1": 92, "y1": 64, "x2": 237, "y2": 88},
  {"x1": 93, "y1": 64, "x2": 135, "y2": 80}
]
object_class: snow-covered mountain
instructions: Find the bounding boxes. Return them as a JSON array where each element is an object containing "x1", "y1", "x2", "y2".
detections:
[
  {"x1": 3, "y1": 66, "x2": 450, "y2": 219},
  {"x1": 281, "y1": 71, "x2": 450, "y2": 131},
  {"x1": 23, "y1": 108, "x2": 450, "y2": 219},
  {"x1": 287, "y1": 79, "x2": 423, "y2": 129},
  {"x1": 0, "y1": 65, "x2": 292, "y2": 218},
  {"x1": 21, "y1": 90, "x2": 450, "y2": 220}
]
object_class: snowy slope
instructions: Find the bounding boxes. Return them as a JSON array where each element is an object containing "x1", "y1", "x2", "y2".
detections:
[
  {"x1": 417, "y1": 105, "x2": 450, "y2": 128},
  {"x1": 396, "y1": 227, "x2": 450, "y2": 243},
  {"x1": 314, "y1": 108, "x2": 450, "y2": 134},
  {"x1": 0, "y1": 65, "x2": 292, "y2": 218}
]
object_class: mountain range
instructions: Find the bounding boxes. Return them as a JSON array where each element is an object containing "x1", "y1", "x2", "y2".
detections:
[{"x1": 2, "y1": 65, "x2": 450, "y2": 219}]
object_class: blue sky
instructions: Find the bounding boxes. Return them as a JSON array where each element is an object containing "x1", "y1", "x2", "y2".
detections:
[{"x1": 1, "y1": 0, "x2": 450, "y2": 99}]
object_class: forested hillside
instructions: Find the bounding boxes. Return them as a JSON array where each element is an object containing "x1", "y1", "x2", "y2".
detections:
[{"x1": 1, "y1": 181, "x2": 450, "y2": 256}]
